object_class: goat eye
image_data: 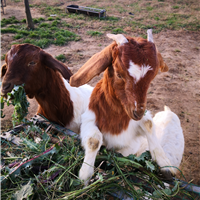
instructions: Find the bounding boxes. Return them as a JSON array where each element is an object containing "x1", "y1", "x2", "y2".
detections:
[
  {"x1": 28, "y1": 61, "x2": 36, "y2": 66},
  {"x1": 117, "y1": 73, "x2": 122, "y2": 79}
]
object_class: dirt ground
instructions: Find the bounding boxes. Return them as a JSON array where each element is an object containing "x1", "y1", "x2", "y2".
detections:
[{"x1": 1, "y1": 1, "x2": 200, "y2": 185}]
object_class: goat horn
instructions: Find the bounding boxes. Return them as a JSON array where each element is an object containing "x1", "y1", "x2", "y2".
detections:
[
  {"x1": 107, "y1": 33, "x2": 128, "y2": 46},
  {"x1": 147, "y1": 29, "x2": 154, "y2": 43}
]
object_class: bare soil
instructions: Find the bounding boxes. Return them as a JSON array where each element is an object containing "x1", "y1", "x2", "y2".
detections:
[{"x1": 1, "y1": 0, "x2": 200, "y2": 185}]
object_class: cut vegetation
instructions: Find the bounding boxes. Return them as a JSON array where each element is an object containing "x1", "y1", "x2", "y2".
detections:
[{"x1": 1, "y1": 86, "x2": 197, "y2": 200}]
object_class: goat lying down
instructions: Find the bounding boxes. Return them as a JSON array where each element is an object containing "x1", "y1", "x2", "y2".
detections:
[
  {"x1": 70, "y1": 30, "x2": 184, "y2": 185},
  {"x1": 1, "y1": 44, "x2": 93, "y2": 133}
]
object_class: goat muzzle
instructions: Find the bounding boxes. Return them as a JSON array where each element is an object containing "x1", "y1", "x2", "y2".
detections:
[
  {"x1": 132, "y1": 103, "x2": 146, "y2": 121},
  {"x1": 132, "y1": 110, "x2": 144, "y2": 121},
  {"x1": 1, "y1": 82, "x2": 12, "y2": 95}
]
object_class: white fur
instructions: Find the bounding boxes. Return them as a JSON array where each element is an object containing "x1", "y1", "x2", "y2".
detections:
[
  {"x1": 107, "y1": 33, "x2": 128, "y2": 46},
  {"x1": 153, "y1": 106, "x2": 184, "y2": 168},
  {"x1": 63, "y1": 78, "x2": 93, "y2": 133},
  {"x1": 79, "y1": 109, "x2": 103, "y2": 185},
  {"x1": 79, "y1": 107, "x2": 184, "y2": 185},
  {"x1": 128, "y1": 61, "x2": 152, "y2": 83}
]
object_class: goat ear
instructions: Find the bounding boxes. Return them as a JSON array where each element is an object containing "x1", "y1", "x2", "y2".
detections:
[
  {"x1": 70, "y1": 43, "x2": 114, "y2": 87},
  {"x1": 157, "y1": 51, "x2": 169, "y2": 72},
  {"x1": 40, "y1": 50, "x2": 73, "y2": 80},
  {"x1": 107, "y1": 33, "x2": 128, "y2": 46},
  {"x1": 147, "y1": 29, "x2": 154, "y2": 43},
  {"x1": 1, "y1": 63, "x2": 7, "y2": 78}
]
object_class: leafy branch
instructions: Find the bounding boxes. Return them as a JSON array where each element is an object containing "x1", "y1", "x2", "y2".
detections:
[{"x1": 1, "y1": 84, "x2": 30, "y2": 126}]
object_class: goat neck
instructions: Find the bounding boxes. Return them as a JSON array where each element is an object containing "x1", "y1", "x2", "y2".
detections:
[
  {"x1": 34, "y1": 70, "x2": 74, "y2": 127},
  {"x1": 89, "y1": 66, "x2": 130, "y2": 135}
]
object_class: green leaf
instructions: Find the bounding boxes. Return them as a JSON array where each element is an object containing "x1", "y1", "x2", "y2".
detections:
[
  {"x1": 153, "y1": 190, "x2": 162, "y2": 198},
  {"x1": 42, "y1": 131, "x2": 50, "y2": 141},
  {"x1": 136, "y1": 151, "x2": 151, "y2": 162},
  {"x1": 70, "y1": 178, "x2": 81, "y2": 187},
  {"x1": 1, "y1": 96, "x2": 4, "y2": 108},
  {"x1": 172, "y1": 180, "x2": 179, "y2": 192},
  {"x1": 12, "y1": 180, "x2": 34, "y2": 200},
  {"x1": 117, "y1": 157, "x2": 142, "y2": 168},
  {"x1": 153, "y1": 188, "x2": 172, "y2": 198},
  {"x1": 1, "y1": 110, "x2": 5, "y2": 118},
  {"x1": 25, "y1": 124, "x2": 42, "y2": 135},
  {"x1": 22, "y1": 138, "x2": 39, "y2": 151},
  {"x1": 145, "y1": 160, "x2": 155, "y2": 172}
]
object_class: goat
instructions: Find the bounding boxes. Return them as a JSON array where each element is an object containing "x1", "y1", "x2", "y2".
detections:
[
  {"x1": 1, "y1": 43, "x2": 93, "y2": 133},
  {"x1": 70, "y1": 30, "x2": 184, "y2": 185}
]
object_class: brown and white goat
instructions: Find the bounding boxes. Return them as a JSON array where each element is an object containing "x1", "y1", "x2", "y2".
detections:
[
  {"x1": 1, "y1": 44, "x2": 93, "y2": 133},
  {"x1": 70, "y1": 30, "x2": 184, "y2": 185}
]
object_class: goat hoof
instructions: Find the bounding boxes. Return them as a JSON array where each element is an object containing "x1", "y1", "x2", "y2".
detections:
[
  {"x1": 160, "y1": 168, "x2": 173, "y2": 181},
  {"x1": 79, "y1": 165, "x2": 93, "y2": 186}
]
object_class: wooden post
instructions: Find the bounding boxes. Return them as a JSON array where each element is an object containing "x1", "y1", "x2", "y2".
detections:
[{"x1": 24, "y1": 0, "x2": 34, "y2": 30}]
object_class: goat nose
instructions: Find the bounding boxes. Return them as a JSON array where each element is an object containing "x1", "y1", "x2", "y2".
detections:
[
  {"x1": 133, "y1": 110, "x2": 144, "y2": 120},
  {"x1": 2, "y1": 82, "x2": 11, "y2": 90},
  {"x1": 1, "y1": 82, "x2": 11, "y2": 94}
]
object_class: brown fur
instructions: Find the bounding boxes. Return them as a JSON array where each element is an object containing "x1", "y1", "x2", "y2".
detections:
[
  {"x1": 71, "y1": 35, "x2": 169, "y2": 135},
  {"x1": 70, "y1": 43, "x2": 114, "y2": 87},
  {"x1": 157, "y1": 51, "x2": 169, "y2": 72},
  {"x1": 89, "y1": 67, "x2": 130, "y2": 134},
  {"x1": 1, "y1": 44, "x2": 74, "y2": 127}
]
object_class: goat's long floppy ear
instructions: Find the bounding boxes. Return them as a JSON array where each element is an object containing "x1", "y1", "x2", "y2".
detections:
[
  {"x1": 40, "y1": 50, "x2": 73, "y2": 80},
  {"x1": 1, "y1": 63, "x2": 7, "y2": 78},
  {"x1": 157, "y1": 51, "x2": 169, "y2": 72},
  {"x1": 70, "y1": 43, "x2": 114, "y2": 87}
]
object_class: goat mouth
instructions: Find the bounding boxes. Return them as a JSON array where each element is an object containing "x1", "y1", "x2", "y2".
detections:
[
  {"x1": 132, "y1": 112, "x2": 143, "y2": 121},
  {"x1": 1, "y1": 90, "x2": 10, "y2": 96},
  {"x1": 1, "y1": 83, "x2": 14, "y2": 96},
  {"x1": 125, "y1": 108, "x2": 142, "y2": 121}
]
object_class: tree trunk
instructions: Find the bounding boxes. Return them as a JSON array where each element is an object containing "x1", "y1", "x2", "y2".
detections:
[{"x1": 24, "y1": 0, "x2": 34, "y2": 30}]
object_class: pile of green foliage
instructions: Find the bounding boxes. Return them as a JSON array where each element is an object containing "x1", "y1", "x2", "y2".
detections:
[{"x1": 0, "y1": 85, "x2": 197, "y2": 200}]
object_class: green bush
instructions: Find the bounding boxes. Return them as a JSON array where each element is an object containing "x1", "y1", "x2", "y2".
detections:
[
  {"x1": 101, "y1": 16, "x2": 119, "y2": 21},
  {"x1": 1, "y1": 16, "x2": 20, "y2": 27},
  {"x1": 47, "y1": 17, "x2": 54, "y2": 21},
  {"x1": 18, "y1": 30, "x2": 29, "y2": 36},
  {"x1": 1, "y1": 54, "x2": 5, "y2": 60},
  {"x1": 112, "y1": 28, "x2": 125, "y2": 34},
  {"x1": 1, "y1": 27, "x2": 18, "y2": 33},
  {"x1": 33, "y1": 38, "x2": 51, "y2": 48},
  {"x1": 39, "y1": 22, "x2": 50, "y2": 28},
  {"x1": 39, "y1": 29, "x2": 52, "y2": 39},
  {"x1": 29, "y1": 32, "x2": 39, "y2": 38},
  {"x1": 21, "y1": 19, "x2": 26, "y2": 23},
  {"x1": 50, "y1": 27, "x2": 59, "y2": 31},
  {"x1": 53, "y1": 35, "x2": 66, "y2": 45},
  {"x1": 33, "y1": 18, "x2": 39, "y2": 23},
  {"x1": 87, "y1": 30, "x2": 103, "y2": 36},
  {"x1": 23, "y1": 38, "x2": 32, "y2": 43},
  {"x1": 51, "y1": 20, "x2": 60, "y2": 27},
  {"x1": 14, "y1": 34, "x2": 24, "y2": 39},
  {"x1": 38, "y1": 17, "x2": 45, "y2": 22},
  {"x1": 55, "y1": 54, "x2": 66, "y2": 63},
  {"x1": 1, "y1": 16, "x2": 79, "y2": 48}
]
